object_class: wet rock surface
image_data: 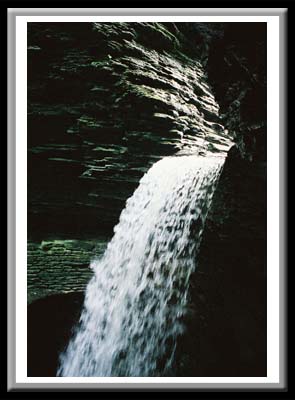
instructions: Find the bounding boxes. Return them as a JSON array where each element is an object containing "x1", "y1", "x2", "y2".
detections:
[
  {"x1": 27, "y1": 239, "x2": 108, "y2": 304},
  {"x1": 28, "y1": 22, "x2": 231, "y2": 238},
  {"x1": 27, "y1": 22, "x2": 232, "y2": 304}
]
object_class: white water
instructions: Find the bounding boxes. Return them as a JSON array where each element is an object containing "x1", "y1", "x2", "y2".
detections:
[{"x1": 58, "y1": 155, "x2": 224, "y2": 377}]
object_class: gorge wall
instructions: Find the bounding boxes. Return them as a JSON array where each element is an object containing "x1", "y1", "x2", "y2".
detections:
[
  {"x1": 28, "y1": 22, "x2": 231, "y2": 239},
  {"x1": 27, "y1": 22, "x2": 266, "y2": 377},
  {"x1": 27, "y1": 22, "x2": 232, "y2": 302}
]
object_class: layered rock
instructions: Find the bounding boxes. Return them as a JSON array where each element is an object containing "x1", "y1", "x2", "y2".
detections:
[
  {"x1": 28, "y1": 22, "x2": 232, "y2": 238},
  {"x1": 27, "y1": 239, "x2": 108, "y2": 304},
  {"x1": 27, "y1": 22, "x2": 233, "y2": 304}
]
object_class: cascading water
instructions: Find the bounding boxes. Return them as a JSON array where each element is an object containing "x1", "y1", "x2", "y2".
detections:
[{"x1": 57, "y1": 155, "x2": 224, "y2": 377}]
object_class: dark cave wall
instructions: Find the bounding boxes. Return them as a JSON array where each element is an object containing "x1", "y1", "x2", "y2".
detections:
[
  {"x1": 177, "y1": 23, "x2": 267, "y2": 376},
  {"x1": 178, "y1": 149, "x2": 267, "y2": 376},
  {"x1": 206, "y1": 22, "x2": 267, "y2": 161}
]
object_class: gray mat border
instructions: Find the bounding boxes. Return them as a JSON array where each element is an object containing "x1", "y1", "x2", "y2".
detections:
[{"x1": 7, "y1": 7, "x2": 287, "y2": 392}]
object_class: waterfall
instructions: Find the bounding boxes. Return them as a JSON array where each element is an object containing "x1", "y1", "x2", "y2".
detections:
[{"x1": 57, "y1": 155, "x2": 224, "y2": 377}]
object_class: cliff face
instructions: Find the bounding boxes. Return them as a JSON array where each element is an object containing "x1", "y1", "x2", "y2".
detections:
[
  {"x1": 28, "y1": 22, "x2": 231, "y2": 238},
  {"x1": 27, "y1": 22, "x2": 232, "y2": 303},
  {"x1": 27, "y1": 22, "x2": 266, "y2": 377}
]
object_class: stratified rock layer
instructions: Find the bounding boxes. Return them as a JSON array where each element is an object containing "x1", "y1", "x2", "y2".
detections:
[
  {"x1": 28, "y1": 22, "x2": 231, "y2": 238},
  {"x1": 27, "y1": 239, "x2": 108, "y2": 304}
]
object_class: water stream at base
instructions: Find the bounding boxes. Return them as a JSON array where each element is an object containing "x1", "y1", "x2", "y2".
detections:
[{"x1": 57, "y1": 155, "x2": 224, "y2": 377}]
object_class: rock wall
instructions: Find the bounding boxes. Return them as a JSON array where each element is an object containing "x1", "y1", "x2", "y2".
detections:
[
  {"x1": 207, "y1": 22, "x2": 266, "y2": 161},
  {"x1": 28, "y1": 22, "x2": 231, "y2": 239},
  {"x1": 27, "y1": 239, "x2": 107, "y2": 304},
  {"x1": 27, "y1": 22, "x2": 232, "y2": 304}
]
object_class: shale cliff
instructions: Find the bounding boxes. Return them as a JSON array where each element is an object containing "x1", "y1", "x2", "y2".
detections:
[
  {"x1": 28, "y1": 22, "x2": 230, "y2": 238},
  {"x1": 27, "y1": 22, "x2": 266, "y2": 377},
  {"x1": 27, "y1": 22, "x2": 232, "y2": 303}
]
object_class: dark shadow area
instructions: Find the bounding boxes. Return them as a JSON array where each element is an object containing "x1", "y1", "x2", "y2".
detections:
[
  {"x1": 27, "y1": 292, "x2": 84, "y2": 377},
  {"x1": 174, "y1": 148, "x2": 267, "y2": 376}
]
